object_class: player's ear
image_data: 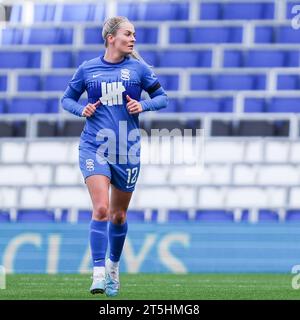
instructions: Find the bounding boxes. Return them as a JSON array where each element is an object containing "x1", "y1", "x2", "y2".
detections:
[{"x1": 106, "y1": 34, "x2": 114, "y2": 45}]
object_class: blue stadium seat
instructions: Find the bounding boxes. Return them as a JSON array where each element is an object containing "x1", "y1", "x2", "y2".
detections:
[
  {"x1": 0, "y1": 75, "x2": 7, "y2": 91},
  {"x1": 244, "y1": 98, "x2": 266, "y2": 112},
  {"x1": 17, "y1": 210, "x2": 55, "y2": 222},
  {"x1": 223, "y1": 50, "x2": 243, "y2": 67},
  {"x1": 60, "y1": 4, "x2": 94, "y2": 21},
  {"x1": 159, "y1": 50, "x2": 211, "y2": 67},
  {"x1": 157, "y1": 74, "x2": 179, "y2": 90},
  {"x1": 8, "y1": 98, "x2": 49, "y2": 114},
  {"x1": 138, "y1": 50, "x2": 158, "y2": 66},
  {"x1": 255, "y1": 27, "x2": 273, "y2": 43},
  {"x1": 277, "y1": 75, "x2": 300, "y2": 90},
  {"x1": 222, "y1": 2, "x2": 274, "y2": 20},
  {"x1": 268, "y1": 98, "x2": 300, "y2": 113},
  {"x1": 117, "y1": 3, "x2": 139, "y2": 20},
  {"x1": 52, "y1": 51, "x2": 73, "y2": 68},
  {"x1": 77, "y1": 210, "x2": 92, "y2": 222},
  {"x1": 180, "y1": 98, "x2": 220, "y2": 112},
  {"x1": 190, "y1": 75, "x2": 211, "y2": 90},
  {"x1": 0, "y1": 51, "x2": 41, "y2": 68},
  {"x1": 75, "y1": 50, "x2": 102, "y2": 66},
  {"x1": 199, "y1": 3, "x2": 221, "y2": 20},
  {"x1": 258, "y1": 210, "x2": 279, "y2": 222},
  {"x1": 277, "y1": 26, "x2": 300, "y2": 43},
  {"x1": 241, "y1": 210, "x2": 249, "y2": 221},
  {"x1": 135, "y1": 27, "x2": 158, "y2": 44},
  {"x1": 127, "y1": 210, "x2": 145, "y2": 222},
  {"x1": 221, "y1": 98, "x2": 234, "y2": 112},
  {"x1": 245, "y1": 50, "x2": 286, "y2": 67},
  {"x1": 9, "y1": 4, "x2": 22, "y2": 22},
  {"x1": 255, "y1": 75, "x2": 267, "y2": 89},
  {"x1": 158, "y1": 98, "x2": 178, "y2": 112},
  {"x1": 60, "y1": 209, "x2": 72, "y2": 222},
  {"x1": 150, "y1": 210, "x2": 159, "y2": 222},
  {"x1": 287, "y1": 51, "x2": 300, "y2": 67},
  {"x1": 44, "y1": 75, "x2": 72, "y2": 91},
  {"x1": 141, "y1": 2, "x2": 189, "y2": 21},
  {"x1": 47, "y1": 98, "x2": 60, "y2": 113},
  {"x1": 286, "y1": 210, "x2": 300, "y2": 222},
  {"x1": 34, "y1": 4, "x2": 56, "y2": 21},
  {"x1": 0, "y1": 212, "x2": 10, "y2": 222},
  {"x1": 190, "y1": 27, "x2": 243, "y2": 43},
  {"x1": 195, "y1": 210, "x2": 234, "y2": 222},
  {"x1": 84, "y1": 27, "x2": 102, "y2": 44},
  {"x1": 169, "y1": 27, "x2": 188, "y2": 43},
  {"x1": 23, "y1": 28, "x2": 73, "y2": 45},
  {"x1": 1, "y1": 28, "x2": 23, "y2": 45},
  {"x1": 168, "y1": 210, "x2": 189, "y2": 222},
  {"x1": 0, "y1": 99, "x2": 6, "y2": 113},
  {"x1": 212, "y1": 75, "x2": 257, "y2": 90},
  {"x1": 18, "y1": 75, "x2": 41, "y2": 91}
]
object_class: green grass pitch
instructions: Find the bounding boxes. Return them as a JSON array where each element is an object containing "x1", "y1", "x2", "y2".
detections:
[{"x1": 0, "y1": 274, "x2": 299, "y2": 300}]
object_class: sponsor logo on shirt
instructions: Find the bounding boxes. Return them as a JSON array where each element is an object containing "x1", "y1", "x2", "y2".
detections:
[{"x1": 100, "y1": 81, "x2": 125, "y2": 106}]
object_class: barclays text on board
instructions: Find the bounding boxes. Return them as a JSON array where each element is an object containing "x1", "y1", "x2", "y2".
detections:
[{"x1": 1, "y1": 223, "x2": 300, "y2": 274}]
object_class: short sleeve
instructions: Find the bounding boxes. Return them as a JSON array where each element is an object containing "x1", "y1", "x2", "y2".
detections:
[
  {"x1": 68, "y1": 62, "x2": 86, "y2": 93},
  {"x1": 140, "y1": 62, "x2": 160, "y2": 94}
]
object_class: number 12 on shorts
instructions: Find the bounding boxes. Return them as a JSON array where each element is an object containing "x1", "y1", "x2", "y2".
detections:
[{"x1": 126, "y1": 167, "x2": 139, "y2": 185}]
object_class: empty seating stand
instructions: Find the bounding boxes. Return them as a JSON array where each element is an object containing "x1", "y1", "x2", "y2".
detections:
[{"x1": 1, "y1": 0, "x2": 300, "y2": 224}]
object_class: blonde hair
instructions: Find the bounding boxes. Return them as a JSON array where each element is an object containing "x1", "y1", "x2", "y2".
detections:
[{"x1": 102, "y1": 16, "x2": 145, "y2": 62}]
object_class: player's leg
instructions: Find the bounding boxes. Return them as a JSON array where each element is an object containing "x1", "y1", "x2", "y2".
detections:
[
  {"x1": 86, "y1": 175, "x2": 110, "y2": 294},
  {"x1": 106, "y1": 185, "x2": 133, "y2": 297}
]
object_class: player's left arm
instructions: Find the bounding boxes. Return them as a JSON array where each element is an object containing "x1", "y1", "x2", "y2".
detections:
[{"x1": 127, "y1": 63, "x2": 168, "y2": 115}]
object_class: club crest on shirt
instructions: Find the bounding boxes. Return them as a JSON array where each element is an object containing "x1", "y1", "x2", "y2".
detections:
[
  {"x1": 121, "y1": 69, "x2": 130, "y2": 81},
  {"x1": 86, "y1": 159, "x2": 95, "y2": 171}
]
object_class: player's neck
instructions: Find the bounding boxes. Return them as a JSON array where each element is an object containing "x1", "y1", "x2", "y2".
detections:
[{"x1": 103, "y1": 50, "x2": 126, "y2": 64}]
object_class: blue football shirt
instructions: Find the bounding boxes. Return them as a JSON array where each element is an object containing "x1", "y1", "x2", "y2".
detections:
[{"x1": 67, "y1": 55, "x2": 162, "y2": 155}]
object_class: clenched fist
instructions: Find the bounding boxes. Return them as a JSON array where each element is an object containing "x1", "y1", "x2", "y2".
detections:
[
  {"x1": 82, "y1": 100, "x2": 101, "y2": 117},
  {"x1": 126, "y1": 95, "x2": 143, "y2": 114}
]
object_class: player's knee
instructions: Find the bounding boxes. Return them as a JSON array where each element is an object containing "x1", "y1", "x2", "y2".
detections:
[
  {"x1": 110, "y1": 210, "x2": 126, "y2": 225},
  {"x1": 93, "y1": 204, "x2": 109, "y2": 220}
]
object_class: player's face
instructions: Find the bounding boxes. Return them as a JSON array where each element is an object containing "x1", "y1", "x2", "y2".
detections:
[{"x1": 112, "y1": 22, "x2": 136, "y2": 55}]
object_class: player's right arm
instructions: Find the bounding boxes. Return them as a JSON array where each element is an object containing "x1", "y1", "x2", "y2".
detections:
[{"x1": 61, "y1": 62, "x2": 100, "y2": 117}]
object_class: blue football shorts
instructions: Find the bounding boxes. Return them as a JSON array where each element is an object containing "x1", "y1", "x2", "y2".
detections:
[{"x1": 79, "y1": 141, "x2": 140, "y2": 193}]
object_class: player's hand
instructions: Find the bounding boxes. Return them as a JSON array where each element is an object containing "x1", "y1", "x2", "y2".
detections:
[
  {"x1": 82, "y1": 100, "x2": 101, "y2": 117},
  {"x1": 126, "y1": 95, "x2": 143, "y2": 114}
]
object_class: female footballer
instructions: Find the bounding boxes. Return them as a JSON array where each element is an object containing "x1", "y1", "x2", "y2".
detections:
[{"x1": 61, "y1": 16, "x2": 168, "y2": 297}]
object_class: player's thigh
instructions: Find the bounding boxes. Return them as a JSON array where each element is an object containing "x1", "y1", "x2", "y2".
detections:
[
  {"x1": 109, "y1": 184, "x2": 133, "y2": 223},
  {"x1": 86, "y1": 175, "x2": 110, "y2": 214}
]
